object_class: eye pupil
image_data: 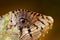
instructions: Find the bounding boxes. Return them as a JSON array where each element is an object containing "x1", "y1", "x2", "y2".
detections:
[
  {"x1": 22, "y1": 19, "x2": 25, "y2": 23},
  {"x1": 19, "y1": 18, "x2": 26, "y2": 23}
]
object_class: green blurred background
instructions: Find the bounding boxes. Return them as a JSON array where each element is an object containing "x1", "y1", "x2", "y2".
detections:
[{"x1": 0, "y1": 0, "x2": 60, "y2": 40}]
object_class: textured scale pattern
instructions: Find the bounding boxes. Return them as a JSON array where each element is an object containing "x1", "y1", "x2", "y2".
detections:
[{"x1": 0, "y1": 9, "x2": 54, "y2": 40}]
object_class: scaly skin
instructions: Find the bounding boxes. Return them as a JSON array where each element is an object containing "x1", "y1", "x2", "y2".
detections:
[{"x1": 0, "y1": 9, "x2": 54, "y2": 40}]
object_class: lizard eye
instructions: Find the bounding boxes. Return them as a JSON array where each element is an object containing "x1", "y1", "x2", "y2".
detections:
[
  {"x1": 19, "y1": 18, "x2": 25, "y2": 23},
  {"x1": 21, "y1": 19, "x2": 25, "y2": 23}
]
